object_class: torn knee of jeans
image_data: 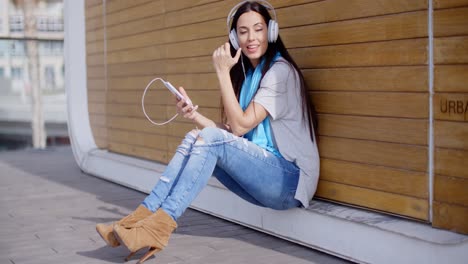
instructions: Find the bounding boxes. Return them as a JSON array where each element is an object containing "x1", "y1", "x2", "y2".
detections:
[
  {"x1": 188, "y1": 129, "x2": 200, "y2": 138},
  {"x1": 160, "y1": 175, "x2": 170, "y2": 183},
  {"x1": 194, "y1": 135, "x2": 205, "y2": 146},
  {"x1": 176, "y1": 142, "x2": 191, "y2": 156}
]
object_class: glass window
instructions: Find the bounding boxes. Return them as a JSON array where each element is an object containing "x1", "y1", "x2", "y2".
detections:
[
  {"x1": 11, "y1": 67, "x2": 23, "y2": 79},
  {"x1": 0, "y1": 68, "x2": 4, "y2": 77},
  {"x1": 44, "y1": 65, "x2": 55, "y2": 89},
  {"x1": 10, "y1": 41, "x2": 26, "y2": 57}
]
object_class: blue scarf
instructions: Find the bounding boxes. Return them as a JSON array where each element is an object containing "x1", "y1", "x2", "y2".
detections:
[{"x1": 239, "y1": 53, "x2": 282, "y2": 157}]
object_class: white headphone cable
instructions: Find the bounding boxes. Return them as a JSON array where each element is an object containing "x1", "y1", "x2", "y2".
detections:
[{"x1": 141, "y1": 77, "x2": 180, "y2": 126}]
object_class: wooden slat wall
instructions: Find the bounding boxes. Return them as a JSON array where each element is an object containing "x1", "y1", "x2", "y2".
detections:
[
  {"x1": 86, "y1": 0, "x2": 107, "y2": 149},
  {"x1": 283, "y1": 0, "x2": 429, "y2": 221},
  {"x1": 432, "y1": 0, "x2": 468, "y2": 234},
  {"x1": 84, "y1": 0, "x2": 429, "y2": 220},
  {"x1": 84, "y1": 0, "x2": 468, "y2": 227}
]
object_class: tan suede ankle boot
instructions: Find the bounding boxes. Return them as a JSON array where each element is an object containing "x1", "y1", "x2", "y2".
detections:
[
  {"x1": 113, "y1": 208, "x2": 177, "y2": 263},
  {"x1": 96, "y1": 204, "x2": 152, "y2": 247}
]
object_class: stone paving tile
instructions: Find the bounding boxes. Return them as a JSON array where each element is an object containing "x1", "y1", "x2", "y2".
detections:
[{"x1": 0, "y1": 147, "x2": 352, "y2": 264}]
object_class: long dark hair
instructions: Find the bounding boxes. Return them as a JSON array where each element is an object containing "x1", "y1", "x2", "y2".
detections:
[{"x1": 223, "y1": 1, "x2": 318, "y2": 142}]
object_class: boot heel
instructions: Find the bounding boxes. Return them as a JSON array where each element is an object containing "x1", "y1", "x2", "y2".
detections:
[
  {"x1": 125, "y1": 250, "x2": 138, "y2": 261},
  {"x1": 138, "y1": 247, "x2": 161, "y2": 264}
]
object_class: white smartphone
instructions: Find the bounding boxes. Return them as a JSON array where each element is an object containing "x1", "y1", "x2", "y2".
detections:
[{"x1": 163, "y1": 81, "x2": 193, "y2": 106}]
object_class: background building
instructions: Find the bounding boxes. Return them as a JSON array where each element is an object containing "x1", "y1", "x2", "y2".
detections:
[{"x1": 0, "y1": 0, "x2": 66, "y2": 149}]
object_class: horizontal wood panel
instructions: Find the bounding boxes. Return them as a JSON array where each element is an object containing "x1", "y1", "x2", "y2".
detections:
[
  {"x1": 278, "y1": 0, "x2": 427, "y2": 28},
  {"x1": 88, "y1": 103, "x2": 106, "y2": 115},
  {"x1": 107, "y1": 116, "x2": 169, "y2": 134},
  {"x1": 168, "y1": 122, "x2": 199, "y2": 138},
  {"x1": 106, "y1": 14, "x2": 165, "y2": 40},
  {"x1": 86, "y1": 0, "x2": 101, "y2": 8},
  {"x1": 86, "y1": 3, "x2": 103, "y2": 19},
  {"x1": 86, "y1": 28, "x2": 105, "y2": 43},
  {"x1": 435, "y1": 175, "x2": 468, "y2": 205},
  {"x1": 94, "y1": 137, "x2": 108, "y2": 149},
  {"x1": 87, "y1": 66, "x2": 106, "y2": 78},
  {"x1": 108, "y1": 90, "x2": 170, "y2": 105},
  {"x1": 435, "y1": 120, "x2": 468, "y2": 150},
  {"x1": 290, "y1": 39, "x2": 428, "y2": 68},
  {"x1": 434, "y1": 7, "x2": 468, "y2": 37},
  {"x1": 434, "y1": 36, "x2": 468, "y2": 64},
  {"x1": 107, "y1": 76, "x2": 165, "y2": 90},
  {"x1": 316, "y1": 180, "x2": 428, "y2": 220},
  {"x1": 87, "y1": 41, "x2": 104, "y2": 54},
  {"x1": 164, "y1": 0, "x2": 237, "y2": 28},
  {"x1": 87, "y1": 53, "x2": 105, "y2": 66},
  {"x1": 282, "y1": 11, "x2": 427, "y2": 48},
  {"x1": 267, "y1": 0, "x2": 321, "y2": 8},
  {"x1": 106, "y1": 0, "x2": 154, "y2": 14},
  {"x1": 107, "y1": 103, "x2": 166, "y2": 118},
  {"x1": 88, "y1": 91, "x2": 106, "y2": 103},
  {"x1": 165, "y1": 37, "x2": 224, "y2": 60},
  {"x1": 166, "y1": 73, "x2": 219, "y2": 91},
  {"x1": 319, "y1": 136, "x2": 428, "y2": 172},
  {"x1": 318, "y1": 114, "x2": 428, "y2": 145},
  {"x1": 163, "y1": 0, "x2": 219, "y2": 12},
  {"x1": 107, "y1": 36, "x2": 224, "y2": 64},
  {"x1": 90, "y1": 125, "x2": 107, "y2": 138},
  {"x1": 433, "y1": 201, "x2": 468, "y2": 234},
  {"x1": 89, "y1": 114, "x2": 106, "y2": 127},
  {"x1": 434, "y1": 0, "x2": 468, "y2": 9},
  {"x1": 87, "y1": 79, "x2": 106, "y2": 91},
  {"x1": 107, "y1": 56, "x2": 213, "y2": 76},
  {"x1": 311, "y1": 92, "x2": 428, "y2": 118},
  {"x1": 108, "y1": 130, "x2": 168, "y2": 151},
  {"x1": 86, "y1": 16, "x2": 103, "y2": 32},
  {"x1": 434, "y1": 93, "x2": 468, "y2": 121},
  {"x1": 105, "y1": 1, "x2": 165, "y2": 28},
  {"x1": 108, "y1": 142, "x2": 168, "y2": 163},
  {"x1": 435, "y1": 65, "x2": 468, "y2": 92},
  {"x1": 435, "y1": 147, "x2": 468, "y2": 179},
  {"x1": 321, "y1": 158, "x2": 428, "y2": 198},
  {"x1": 106, "y1": 19, "x2": 223, "y2": 53},
  {"x1": 303, "y1": 66, "x2": 427, "y2": 92}
]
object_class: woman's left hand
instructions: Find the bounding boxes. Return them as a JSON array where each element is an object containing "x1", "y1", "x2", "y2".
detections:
[
  {"x1": 212, "y1": 42, "x2": 242, "y2": 74},
  {"x1": 176, "y1": 87, "x2": 199, "y2": 121}
]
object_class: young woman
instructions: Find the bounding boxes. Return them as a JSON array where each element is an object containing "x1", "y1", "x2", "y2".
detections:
[{"x1": 96, "y1": 1, "x2": 319, "y2": 263}]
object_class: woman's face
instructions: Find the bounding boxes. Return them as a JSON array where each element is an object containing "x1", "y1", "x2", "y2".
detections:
[{"x1": 236, "y1": 11, "x2": 268, "y2": 68}]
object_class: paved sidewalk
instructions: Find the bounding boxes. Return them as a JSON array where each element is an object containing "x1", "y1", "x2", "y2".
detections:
[{"x1": 0, "y1": 146, "x2": 351, "y2": 264}]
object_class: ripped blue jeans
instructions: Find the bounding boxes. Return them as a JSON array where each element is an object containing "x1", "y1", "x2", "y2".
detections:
[{"x1": 142, "y1": 127, "x2": 301, "y2": 220}]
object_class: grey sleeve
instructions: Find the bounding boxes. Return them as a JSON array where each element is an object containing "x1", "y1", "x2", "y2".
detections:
[{"x1": 253, "y1": 62, "x2": 292, "y2": 120}]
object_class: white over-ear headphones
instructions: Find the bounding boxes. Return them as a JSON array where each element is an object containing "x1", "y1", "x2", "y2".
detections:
[{"x1": 226, "y1": 0, "x2": 279, "y2": 50}]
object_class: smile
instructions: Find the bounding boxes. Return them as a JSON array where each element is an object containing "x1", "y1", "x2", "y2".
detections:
[{"x1": 246, "y1": 45, "x2": 259, "y2": 52}]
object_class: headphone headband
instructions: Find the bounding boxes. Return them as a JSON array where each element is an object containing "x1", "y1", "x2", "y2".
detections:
[{"x1": 226, "y1": 0, "x2": 277, "y2": 33}]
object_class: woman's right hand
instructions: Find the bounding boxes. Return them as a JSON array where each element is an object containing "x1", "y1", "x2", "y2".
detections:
[
  {"x1": 212, "y1": 42, "x2": 242, "y2": 74},
  {"x1": 176, "y1": 87, "x2": 198, "y2": 121}
]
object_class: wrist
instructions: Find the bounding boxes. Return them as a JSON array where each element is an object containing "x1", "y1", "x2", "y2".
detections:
[
  {"x1": 191, "y1": 111, "x2": 201, "y2": 122},
  {"x1": 215, "y1": 67, "x2": 230, "y2": 76}
]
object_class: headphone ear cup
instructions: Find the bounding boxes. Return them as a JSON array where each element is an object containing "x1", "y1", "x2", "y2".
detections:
[
  {"x1": 229, "y1": 29, "x2": 240, "y2": 50},
  {"x1": 268, "y1": 19, "x2": 279, "y2": 43}
]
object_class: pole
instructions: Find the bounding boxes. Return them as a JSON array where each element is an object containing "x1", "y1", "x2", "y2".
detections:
[{"x1": 23, "y1": 0, "x2": 46, "y2": 149}]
